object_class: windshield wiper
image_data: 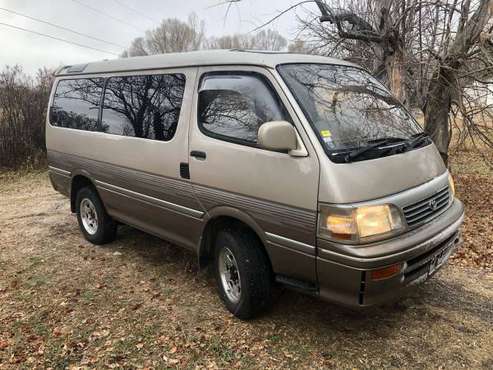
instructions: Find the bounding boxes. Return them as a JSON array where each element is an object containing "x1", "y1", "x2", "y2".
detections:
[
  {"x1": 344, "y1": 137, "x2": 406, "y2": 162},
  {"x1": 406, "y1": 132, "x2": 430, "y2": 149}
]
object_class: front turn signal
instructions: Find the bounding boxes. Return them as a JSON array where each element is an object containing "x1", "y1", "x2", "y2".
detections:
[{"x1": 370, "y1": 263, "x2": 403, "y2": 281}]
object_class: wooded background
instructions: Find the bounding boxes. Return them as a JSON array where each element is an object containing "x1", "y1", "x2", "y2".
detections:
[{"x1": 1, "y1": 0, "x2": 492, "y2": 169}]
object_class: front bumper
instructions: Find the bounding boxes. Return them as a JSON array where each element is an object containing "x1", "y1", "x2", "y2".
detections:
[{"x1": 316, "y1": 199, "x2": 465, "y2": 307}]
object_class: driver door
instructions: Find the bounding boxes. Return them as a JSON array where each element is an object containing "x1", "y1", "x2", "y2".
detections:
[{"x1": 188, "y1": 66, "x2": 320, "y2": 283}]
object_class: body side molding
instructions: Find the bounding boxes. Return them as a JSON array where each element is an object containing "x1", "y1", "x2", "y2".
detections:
[
  {"x1": 95, "y1": 180, "x2": 204, "y2": 219},
  {"x1": 48, "y1": 165, "x2": 71, "y2": 177},
  {"x1": 265, "y1": 232, "x2": 315, "y2": 255}
]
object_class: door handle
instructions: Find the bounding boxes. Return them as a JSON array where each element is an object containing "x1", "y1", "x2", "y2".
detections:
[{"x1": 190, "y1": 150, "x2": 206, "y2": 160}]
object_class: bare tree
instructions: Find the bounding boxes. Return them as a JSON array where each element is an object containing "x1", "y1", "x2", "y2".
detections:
[
  {"x1": 122, "y1": 11, "x2": 287, "y2": 55},
  {"x1": 206, "y1": 29, "x2": 288, "y2": 51},
  {"x1": 423, "y1": 0, "x2": 493, "y2": 163},
  {"x1": 293, "y1": 0, "x2": 493, "y2": 163},
  {"x1": 297, "y1": 0, "x2": 418, "y2": 104},
  {"x1": 288, "y1": 39, "x2": 313, "y2": 53},
  {"x1": 122, "y1": 13, "x2": 205, "y2": 56},
  {"x1": 251, "y1": 29, "x2": 288, "y2": 50},
  {"x1": 0, "y1": 66, "x2": 53, "y2": 169}
]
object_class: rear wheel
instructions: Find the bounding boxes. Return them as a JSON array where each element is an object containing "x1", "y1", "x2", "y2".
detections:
[
  {"x1": 76, "y1": 186, "x2": 117, "y2": 245},
  {"x1": 214, "y1": 227, "x2": 272, "y2": 319}
]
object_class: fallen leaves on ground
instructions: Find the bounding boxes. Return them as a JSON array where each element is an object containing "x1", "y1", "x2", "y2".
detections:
[
  {"x1": 0, "y1": 149, "x2": 492, "y2": 368},
  {"x1": 449, "y1": 149, "x2": 493, "y2": 270}
]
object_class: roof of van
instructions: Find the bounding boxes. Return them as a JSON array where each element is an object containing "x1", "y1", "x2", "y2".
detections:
[{"x1": 55, "y1": 49, "x2": 359, "y2": 76}]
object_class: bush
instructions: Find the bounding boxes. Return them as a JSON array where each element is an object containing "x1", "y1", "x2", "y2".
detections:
[{"x1": 0, "y1": 65, "x2": 53, "y2": 169}]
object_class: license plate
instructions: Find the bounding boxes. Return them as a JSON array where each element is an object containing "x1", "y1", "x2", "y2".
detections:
[
  {"x1": 407, "y1": 234, "x2": 459, "y2": 286},
  {"x1": 428, "y1": 245, "x2": 452, "y2": 275}
]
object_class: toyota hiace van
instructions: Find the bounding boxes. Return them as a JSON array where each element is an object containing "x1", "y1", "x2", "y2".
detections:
[{"x1": 46, "y1": 50, "x2": 464, "y2": 319}]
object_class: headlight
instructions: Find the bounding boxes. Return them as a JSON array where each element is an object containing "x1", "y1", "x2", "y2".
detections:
[
  {"x1": 448, "y1": 173, "x2": 455, "y2": 197},
  {"x1": 319, "y1": 204, "x2": 405, "y2": 243}
]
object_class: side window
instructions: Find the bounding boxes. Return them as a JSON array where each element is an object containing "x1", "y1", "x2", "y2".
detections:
[
  {"x1": 198, "y1": 73, "x2": 289, "y2": 144},
  {"x1": 51, "y1": 78, "x2": 104, "y2": 131},
  {"x1": 102, "y1": 73, "x2": 186, "y2": 141}
]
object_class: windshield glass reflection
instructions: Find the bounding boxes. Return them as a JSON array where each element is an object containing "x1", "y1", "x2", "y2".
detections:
[{"x1": 278, "y1": 64, "x2": 421, "y2": 151}]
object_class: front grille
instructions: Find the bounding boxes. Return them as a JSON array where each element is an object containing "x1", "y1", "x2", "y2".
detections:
[{"x1": 403, "y1": 186, "x2": 450, "y2": 228}]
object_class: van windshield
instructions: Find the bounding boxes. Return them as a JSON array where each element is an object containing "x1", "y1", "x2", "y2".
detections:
[{"x1": 277, "y1": 63, "x2": 426, "y2": 163}]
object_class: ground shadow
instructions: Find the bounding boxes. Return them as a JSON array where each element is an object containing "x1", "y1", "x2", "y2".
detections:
[{"x1": 106, "y1": 224, "x2": 492, "y2": 326}]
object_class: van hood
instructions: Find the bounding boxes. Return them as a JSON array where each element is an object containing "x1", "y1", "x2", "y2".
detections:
[{"x1": 318, "y1": 143, "x2": 447, "y2": 204}]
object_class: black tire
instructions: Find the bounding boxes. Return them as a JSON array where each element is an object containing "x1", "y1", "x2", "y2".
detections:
[
  {"x1": 75, "y1": 186, "x2": 117, "y2": 245},
  {"x1": 214, "y1": 226, "x2": 273, "y2": 320}
]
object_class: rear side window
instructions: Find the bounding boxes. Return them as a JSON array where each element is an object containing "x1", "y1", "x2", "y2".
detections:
[
  {"x1": 197, "y1": 73, "x2": 289, "y2": 145},
  {"x1": 50, "y1": 78, "x2": 104, "y2": 131},
  {"x1": 102, "y1": 74, "x2": 186, "y2": 141}
]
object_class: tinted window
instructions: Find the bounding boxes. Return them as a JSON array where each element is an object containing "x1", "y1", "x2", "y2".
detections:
[
  {"x1": 102, "y1": 74, "x2": 185, "y2": 141},
  {"x1": 198, "y1": 73, "x2": 288, "y2": 144},
  {"x1": 278, "y1": 64, "x2": 422, "y2": 152},
  {"x1": 51, "y1": 78, "x2": 104, "y2": 131}
]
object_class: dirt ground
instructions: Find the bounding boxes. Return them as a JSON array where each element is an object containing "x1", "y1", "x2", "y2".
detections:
[{"x1": 0, "y1": 170, "x2": 492, "y2": 369}]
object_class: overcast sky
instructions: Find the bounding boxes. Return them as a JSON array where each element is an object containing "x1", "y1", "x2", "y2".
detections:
[{"x1": 0, "y1": 0, "x2": 319, "y2": 75}]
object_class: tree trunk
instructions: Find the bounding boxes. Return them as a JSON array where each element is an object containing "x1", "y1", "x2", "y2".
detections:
[
  {"x1": 423, "y1": 0, "x2": 492, "y2": 164},
  {"x1": 374, "y1": 0, "x2": 407, "y2": 104},
  {"x1": 384, "y1": 44, "x2": 407, "y2": 104},
  {"x1": 424, "y1": 67, "x2": 455, "y2": 165}
]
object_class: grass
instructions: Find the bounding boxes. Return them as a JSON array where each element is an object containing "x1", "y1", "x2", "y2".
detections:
[{"x1": 0, "y1": 150, "x2": 492, "y2": 368}]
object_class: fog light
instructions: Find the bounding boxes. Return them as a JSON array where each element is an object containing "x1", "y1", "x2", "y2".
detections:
[{"x1": 370, "y1": 263, "x2": 403, "y2": 281}]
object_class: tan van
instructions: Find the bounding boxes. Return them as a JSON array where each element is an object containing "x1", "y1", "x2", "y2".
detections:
[{"x1": 46, "y1": 50, "x2": 464, "y2": 319}]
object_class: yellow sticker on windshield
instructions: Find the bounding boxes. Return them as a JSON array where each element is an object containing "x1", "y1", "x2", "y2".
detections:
[{"x1": 320, "y1": 130, "x2": 332, "y2": 138}]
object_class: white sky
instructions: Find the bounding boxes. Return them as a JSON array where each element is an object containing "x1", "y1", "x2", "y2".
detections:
[{"x1": 0, "y1": 0, "x2": 319, "y2": 75}]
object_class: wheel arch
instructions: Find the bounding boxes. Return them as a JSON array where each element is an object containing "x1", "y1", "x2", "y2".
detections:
[
  {"x1": 197, "y1": 206, "x2": 271, "y2": 270},
  {"x1": 70, "y1": 171, "x2": 97, "y2": 213}
]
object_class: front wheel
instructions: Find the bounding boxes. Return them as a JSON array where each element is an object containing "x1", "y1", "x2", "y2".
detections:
[
  {"x1": 214, "y1": 227, "x2": 272, "y2": 320},
  {"x1": 76, "y1": 186, "x2": 117, "y2": 245}
]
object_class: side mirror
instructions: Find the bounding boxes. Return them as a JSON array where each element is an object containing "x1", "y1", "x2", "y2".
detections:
[{"x1": 258, "y1": 121, "x2": 299, "y2": 152}]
